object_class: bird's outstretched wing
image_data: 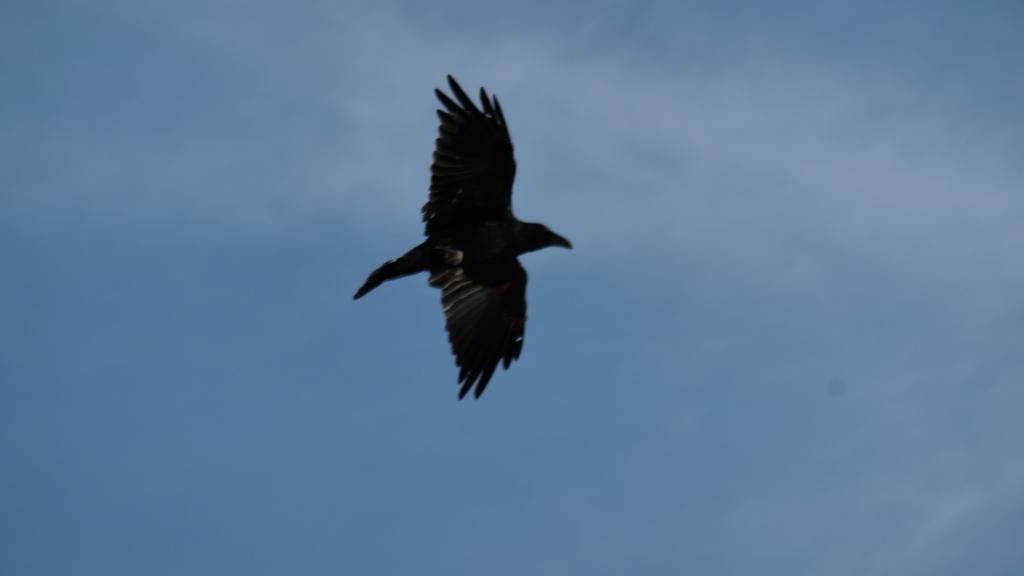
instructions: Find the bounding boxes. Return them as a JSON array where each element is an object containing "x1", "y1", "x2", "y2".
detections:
[
  {"x1": 423, "y1": 75, "x2": 516, "y2": 237},
  {"x1": 429, "y1": 260, "x2": 527, "y2": 399}
]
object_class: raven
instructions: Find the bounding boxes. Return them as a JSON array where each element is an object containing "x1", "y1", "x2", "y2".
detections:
[{"x1": 354, "y1": 75, "x2": 572, "y2": 399}]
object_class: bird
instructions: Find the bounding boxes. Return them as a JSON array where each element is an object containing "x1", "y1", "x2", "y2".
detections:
[{"x1": 353, "y1": 75, "x2": 572, "y2": 399}]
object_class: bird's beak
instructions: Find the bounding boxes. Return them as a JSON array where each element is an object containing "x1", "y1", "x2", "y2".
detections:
[{"x1": 550, "y1": 233, "x2": 573, "y2": 249}]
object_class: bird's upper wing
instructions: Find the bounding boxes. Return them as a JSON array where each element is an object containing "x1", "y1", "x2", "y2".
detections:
[
  {"x1": 429, "y1": 260, "x2": 527, "y2": 399},
  {"x1": 423, "y1": 75, "x2": 516, "y2": 237}
]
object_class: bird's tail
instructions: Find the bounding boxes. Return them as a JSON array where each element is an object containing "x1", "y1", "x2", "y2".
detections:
[{"x1": 353, "y1": 243, "x2": 431, "y2": 299}]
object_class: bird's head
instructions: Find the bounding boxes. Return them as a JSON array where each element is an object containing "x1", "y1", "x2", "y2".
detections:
[{"x1": 518, "y1": 222, "x2": 573, "y2": 254}]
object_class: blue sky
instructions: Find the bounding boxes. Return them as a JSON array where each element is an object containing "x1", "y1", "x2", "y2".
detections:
[{"x1": 3, "y1": 1, "x2": 1023, "y2": 574}]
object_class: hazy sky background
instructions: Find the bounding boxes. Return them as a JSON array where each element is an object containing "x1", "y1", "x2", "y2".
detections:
[{"x1": 3, "y1": 1, "x2": 1023, "y2": 574}]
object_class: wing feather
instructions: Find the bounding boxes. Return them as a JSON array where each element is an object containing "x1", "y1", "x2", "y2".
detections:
[
  {"x1": 423, "y1": 75, "x2": 516, "y2": 237},
  {"x1": 429, "y1": 261, "x2": 527, "y2": 398}
]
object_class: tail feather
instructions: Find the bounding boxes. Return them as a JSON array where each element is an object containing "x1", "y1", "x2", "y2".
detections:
[
  {"x1": 353, "y1": 243, "x2": 430, "y2": 299},
  {"x1": 352, "y1": 270, "x2": 387, "y2": 300}
]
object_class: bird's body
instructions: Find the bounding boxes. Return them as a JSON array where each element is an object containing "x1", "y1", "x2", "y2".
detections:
[{"x1": 354, "y1": 76, "x2": 571, "y2": 399}]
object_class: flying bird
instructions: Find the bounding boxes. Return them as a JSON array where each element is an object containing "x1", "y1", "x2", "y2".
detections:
[{"x1": 353, "y1": 75, "x2": 572, "y2": 399}]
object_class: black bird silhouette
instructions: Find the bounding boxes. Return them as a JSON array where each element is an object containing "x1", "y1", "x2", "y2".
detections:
[{"x1": 354, "y1": 75, "x2": 572, "y2": 399}]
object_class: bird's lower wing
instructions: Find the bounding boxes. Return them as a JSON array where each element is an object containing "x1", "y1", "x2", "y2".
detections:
[{"x1": 429, "y1": 263, "x2": 527, "y2": 398}]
